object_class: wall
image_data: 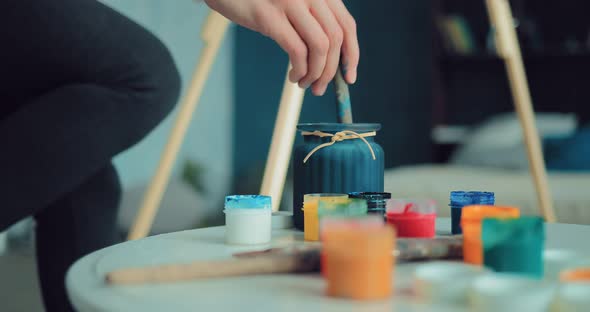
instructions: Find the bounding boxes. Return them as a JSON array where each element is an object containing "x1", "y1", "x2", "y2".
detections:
[{"x1": 102, "y1": 0, "x2": 234, "y2": 233}]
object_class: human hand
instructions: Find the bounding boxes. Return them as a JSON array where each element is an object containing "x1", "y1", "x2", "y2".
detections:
[{"x1": 204, "y1": 0, "x2": 359, "y2": 96}]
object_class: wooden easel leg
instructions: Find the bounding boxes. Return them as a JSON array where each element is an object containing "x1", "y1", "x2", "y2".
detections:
[
  {"x1": 485, "y1": 0, "x2": 556, "y2": 222},
  {"x1": 259, "y1": 65, "x2": 306, "y2": 212},
  {"x1": 127, "y1": 12, "x2": 231, "y2": 240}
]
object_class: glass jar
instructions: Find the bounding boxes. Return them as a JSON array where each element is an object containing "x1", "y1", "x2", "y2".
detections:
[{"x1": 293, "y1": 123, "x2": 385, "y2": 231}]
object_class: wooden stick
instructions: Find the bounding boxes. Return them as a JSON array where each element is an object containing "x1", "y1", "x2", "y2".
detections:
[
  {"x1": 485, "y1": 0, "x2": 556, "y2": 222},
  {"x1": 106, "y1": 250, "x2": 321, "y2": 285},
  {"x1": 259, "y1": 66, "x2": 306, "y2": 212},
  {"x1": 127, "y1": 11, "x2": 231, "y2": 240}
]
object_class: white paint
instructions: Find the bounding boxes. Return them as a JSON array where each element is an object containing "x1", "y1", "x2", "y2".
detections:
[{"x1": 224, "y1": 209, "x2": 271, "y2": 245}]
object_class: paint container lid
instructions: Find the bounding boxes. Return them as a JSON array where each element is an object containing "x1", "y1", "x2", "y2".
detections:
[
  {"x1": 348, "y1": 192, "x2": 391, "y2": 203},
  {"x1": 469, "y1": 273, "x2": 555, "y2": 311},
  {"x1": 450, "y1": 191, "x2": 495, "y2": 207},
  {"x1": 386, "y1": 199, "x2": 436, "y2": 216},
  {"x1": 560, "y1": 268, "x2": 590, "y2": 283},
  {"x1": 225, "y1": 195, "x2": 271, "y2": 209},
  {"x1": 482, "y1": 216, "x2": 545, "y2": 247},
  {"x1": 461, "y1": 205, "x2": 520, "y2": 225},
  {"x1": 321, "y1": 215, "x2": 393, "y2": 257},
  {"x1": 553, "y1": 283, "x2": 590, "y2": 311},
  {"x1": 413, "y1": 261, "x2": 488, "y2": 304},
  {"x1": 318, "y1": 198, "x2": 368, "y2": 217}
]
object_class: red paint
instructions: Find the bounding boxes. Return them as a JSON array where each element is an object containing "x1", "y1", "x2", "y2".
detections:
[{"x1": 386, "y1": 211, "x2": 436, "y2": 238}]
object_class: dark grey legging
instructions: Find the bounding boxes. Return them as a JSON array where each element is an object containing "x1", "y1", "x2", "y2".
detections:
[{"x1": 0, "y1": 0, "x2": 181, "y2": 310}]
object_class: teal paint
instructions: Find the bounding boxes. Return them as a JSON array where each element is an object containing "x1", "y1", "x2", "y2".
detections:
[
  {"x1": 482, "y1": 216, "x2": 545, "y2": 278},
  {"x1": 225, "y1": 195, "x2": 271, "y2": 209}
]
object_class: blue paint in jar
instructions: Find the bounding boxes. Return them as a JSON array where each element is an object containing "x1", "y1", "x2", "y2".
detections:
[
  {"x1": 450, "y1": 191, "x2": 495, "y2": 234},
  {"x1": 225, "y1": 195, "x2": 271, "y2": 210}
]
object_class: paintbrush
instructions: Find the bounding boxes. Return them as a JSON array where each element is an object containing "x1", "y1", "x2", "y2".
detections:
[
  {"x1": 105, "y1": 237, "x2": 462, "y2": 285},
  {"x1": 334, "y1": 65, "x2": 353, "y2": 123}
]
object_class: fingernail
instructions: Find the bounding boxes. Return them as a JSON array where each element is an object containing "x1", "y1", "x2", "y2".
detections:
[{"x1": 299, "y1": 82, "x2": 310, "y2": 89}]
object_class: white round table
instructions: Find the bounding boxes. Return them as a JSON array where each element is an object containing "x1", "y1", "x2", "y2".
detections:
[{"x1": 66, "y1": 218, "x2": 590, "y2": 312}]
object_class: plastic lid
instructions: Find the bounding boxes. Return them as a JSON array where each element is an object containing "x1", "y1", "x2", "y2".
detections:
[
  {"x1": 303, "y1": 193, "x2": 348, "y2": 202},
  {"x1": 461, "y1": 205, "x2": 520, "y2": 224},
  {"x1": 386, "y1": 199, "x2": 437, "y2": 215},
  {"x1": 225, "y1": 195, "x2": 271, "y2": 209},
  {"x1": 450, "y1": 191, "x2": 495, "y2": 207},
  {"x1": 482, "y1": 216, "x2": 545, "y2": 248},
  {"x1": 348, "y1": 192, "x2": 392, "y2": 201}
]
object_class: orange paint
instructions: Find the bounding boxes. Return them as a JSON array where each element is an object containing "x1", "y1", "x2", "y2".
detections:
[
  {"x1": 461, "y1": 205, "x2": 520, "y2": 265},
  {"x1": 303, "y1": 194, "x2": 348, "y2": 241},
  {"x1": 560, "y1": 268, "x2": 590, "y2": 282},
  {"x1": 322, "y1": 217, "x2": 395, "y2": 300}
]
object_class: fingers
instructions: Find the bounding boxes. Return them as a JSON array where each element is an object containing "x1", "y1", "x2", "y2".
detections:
[
  {"x1": 326, "y1": 0, "x2": 359, "y2": 84},
  {"x1": 309, "y1": 0, "x2": 343, "y2": 95},
  {"x1": 286, "y1": 2, "x2": 329, "y2": 93},
  {"x1": 253, "y1": 7, "x2": 308, "y2": 83}
]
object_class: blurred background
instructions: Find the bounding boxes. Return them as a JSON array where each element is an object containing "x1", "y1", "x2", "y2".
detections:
[{"x1": 2, "y1": 1, "x2": 590, "y2": 309}]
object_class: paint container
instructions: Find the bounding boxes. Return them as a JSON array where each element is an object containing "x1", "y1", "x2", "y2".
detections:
[
  {"x1": 450, "y1": 191, "x2": 495, "y2": 234},
  {"x1": 469, "y1": 274, "x2": 554, "y2": 312},
  {"x1": 321, "y1": 216, "x2": 395, "y2": 300},
  {"x1": 482, "y1": 216, "x2": 544, "y2": 278},
  {"x1": 385, "y1": 199, "x2": 436, "y2": 238},
  {"x1": 413, "y1": 261, "x2": 488, "y2": 304},
  {"x1": 348, "y1": 192, "x2": 391, "y2": 217},
  {"x1": 552, "y1": 283, "x2": 590, "y2": 312},
  {"x1": 560, "y1": 268, "x2": 590, "y2": 282},
  {"x1": 293, "y1": 123, "x2": 385, "y2": 231},
  {"x1": 461, "y1": 205, "x2": 520, "y2": 265},
  {"x1": 224, "y1": 195, "x2": 272, "y2": 245},
  {"x1": 303, "y1": 194, "x2": 348, "y2": 241}
]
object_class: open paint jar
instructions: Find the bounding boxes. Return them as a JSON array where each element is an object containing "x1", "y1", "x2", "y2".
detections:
[
  {"x1": 317, "y1": 198, "x2": 368, "y2": 220},
  {"x1": 413, "y1": 261, "x2": 489, "y2": 304},
  {"x1": 461, "y1": 205, "x2": 520, "y2": 265},
  {"x1": 482, "y1": 216, "x2": 545, "y2": 278},
  {"x1": 468, "y1": 274, "x2": 554, "y2": 312},
  {"x1": 348, "y1": 192, "x2": 391, "y2": 217},
  {"x1": 321, "y1": 216, "x2": 395, "y2": 300},
  {"x1": 293, "y1": 123, "x2": 385, "y2": 231},
  {"x1": 385, "y1": 199, "x2": 436, "y2": 238},
  {"x1": 450, "y1": 191, "x2": 495, "y2": 234},
  {"x1": 224, "y1": 195, "x2": 272, "y2": 245},
  {"x1": 303, "y1": 194, "x2": 348, "y2": 241}
]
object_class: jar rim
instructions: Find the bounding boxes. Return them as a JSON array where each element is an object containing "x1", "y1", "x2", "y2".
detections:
[{"x1": 297, "y1": 123, "x2": 381, "y2": 132}]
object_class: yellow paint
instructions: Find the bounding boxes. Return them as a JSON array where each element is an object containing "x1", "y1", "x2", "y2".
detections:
[{"x1": 303, "y1": 194, "x2": 348, "y2": 241}]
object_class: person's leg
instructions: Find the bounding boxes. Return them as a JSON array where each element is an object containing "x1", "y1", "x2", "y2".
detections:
[
  {"x1": 35, "y1": 163, "x2": 121, "y2": 311},
  {"x1": 0, "y1": 0, "x2": 181, "y2": 310}
]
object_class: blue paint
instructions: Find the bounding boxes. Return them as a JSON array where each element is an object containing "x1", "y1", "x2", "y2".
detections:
[
  {"x1": 225, "y1": 195, "x2": 271, "y2": 209},
  {"x1": 449, "y1": 191, "x2": 495, "y2": 234}
]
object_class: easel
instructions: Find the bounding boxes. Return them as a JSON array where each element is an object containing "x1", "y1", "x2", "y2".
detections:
[{"x1": 128, "y1": 1, "x2": 555, "y2": 240}]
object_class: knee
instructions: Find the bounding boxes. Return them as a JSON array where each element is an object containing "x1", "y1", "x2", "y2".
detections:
[{"x1": 113, "y1": 31, "x2": 182, "y2": 146}]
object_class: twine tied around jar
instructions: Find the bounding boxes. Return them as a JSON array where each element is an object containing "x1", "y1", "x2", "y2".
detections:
[{"x1": 301, "y1": 130, "x2": 377, "y2": 163}]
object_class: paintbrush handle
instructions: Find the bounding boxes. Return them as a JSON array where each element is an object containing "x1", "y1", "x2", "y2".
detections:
[
  {"x1": 396, "y1": 237, "x2": 463, "y2": 262},
  {"x1": 106, "y1": 250, "x2": 321, "y2": 285},
  {"x1": 107, "y1": 257, "x2": 296, "y2": 285},
  {"x1": 334, "y1": 66, "x2": 353, "y2": 123}
]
